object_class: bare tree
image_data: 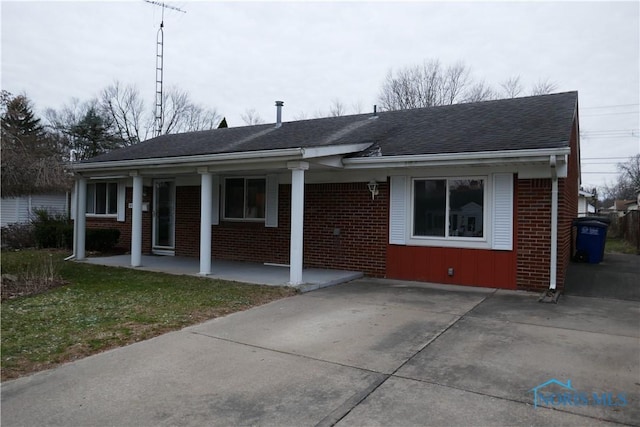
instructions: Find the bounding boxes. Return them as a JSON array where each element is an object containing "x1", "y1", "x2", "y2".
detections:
[
  {"x1": 241, "y1": 108, "x2": 265, "y2": 126},
  {"x1": 378, "y1": 59, "x2": 472, "y2": 111},
  {"x1": 500, "y1": 76, "x2": 523, "y2": 98},
  {"x1": 530, "y1": 78, "x2": 558, "y2": 96},
  {"x1": 328, "y1": 99, "x2": 346, "y2": 117},
  {"x1": 351, "y1": 100, "x2": 364, "y2": 114},
  {"x1": 161, "y1": 87, "x2": 221, "y2": 134},
  {"x1": 100, "y1": 81, "x2": 146, "y2": 145},
  {"x1": 463, "y1": 80, "x2": 496, "y2": 103},
  {"x1": 293, "y1": 111, "x2": 309, "y2": 121}
]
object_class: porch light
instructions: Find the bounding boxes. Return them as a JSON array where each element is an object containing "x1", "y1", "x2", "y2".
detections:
[{"x1": 367, "y1": 180, "x2": 379, "y2": 200}]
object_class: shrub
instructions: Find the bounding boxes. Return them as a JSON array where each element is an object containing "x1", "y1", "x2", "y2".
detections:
[
  {"x1": 32, "y1": 209, "x2": 72, "y2": 249},
  {"x1": 1, "y1": 223, "x2": 36, "y2": 249},
  {"x1": 86, "y1": 228, "x2": 121, "y2": 252}
]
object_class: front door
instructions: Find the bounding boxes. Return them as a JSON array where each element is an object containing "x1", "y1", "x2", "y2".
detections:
[{"x1": 153, "y1": 180, "x2": 175, "y2": 255}]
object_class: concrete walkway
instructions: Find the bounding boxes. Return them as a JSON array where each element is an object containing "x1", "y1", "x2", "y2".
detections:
[
  {"x1": 82, "y1": 255, "x2": 363, "y2": 292},
  {"x1": 2, "y1": 279, "x2": 638, "y2": 426}
]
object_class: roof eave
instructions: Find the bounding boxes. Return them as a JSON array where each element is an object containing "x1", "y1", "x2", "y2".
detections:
[
  {"x1": 342, "y1": 147, "x2": 571, "y2": 169},
  {"x1": 72, "y1": 143, "x2": 373, "y2": 174}
]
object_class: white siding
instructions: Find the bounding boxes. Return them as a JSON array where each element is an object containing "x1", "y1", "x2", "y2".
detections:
[
  {"x1": 389, "y1": 176, "x2": 407, "y2": 245},
  {"x1": 1, "y1": 193, "x2": 67, "y2": 226},
  {"x1": 491, "y1": 173, "x2": 514, "y2": 250}
]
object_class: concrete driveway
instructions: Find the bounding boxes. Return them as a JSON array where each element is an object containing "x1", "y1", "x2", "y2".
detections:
[{"x1": 2, "y1": 279, "x2": 638, "y2": 426}]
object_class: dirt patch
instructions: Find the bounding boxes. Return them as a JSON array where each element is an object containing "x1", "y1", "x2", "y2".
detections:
[{"x1": 1, "y1": 274, "x2": 67, "y2": 301}]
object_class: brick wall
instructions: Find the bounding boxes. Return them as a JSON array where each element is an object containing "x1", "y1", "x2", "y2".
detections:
[
  {"x1": 304, "y1": 182, "x2": 388, "y2": 277},
  {"x1": 85, "y1": 187, "x2": 152, "y2": 253},
  {"x1": 174, "y1": 182, "x2": 388, "y2": 277},
  {"x1": 516, "y1": 178, "x2": 552, "y2": 291},
  {"x1": 557, "y1": 119, "x2": 580, "y2": 289},
  {"x1": 516, "y1": 117, "x2": 580, "y2": 292}
]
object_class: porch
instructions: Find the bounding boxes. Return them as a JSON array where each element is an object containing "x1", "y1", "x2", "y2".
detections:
[{"x1": 82, "y1": 255, "x2": 363, "y2": 292}]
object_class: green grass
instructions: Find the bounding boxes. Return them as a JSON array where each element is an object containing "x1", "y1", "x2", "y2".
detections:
[
  {"x1": 605, "y1": 237, "x2": 638, "y2": 255},
  {"x1": 1, "y1": 250, "x2": 297, "y2": 380}
]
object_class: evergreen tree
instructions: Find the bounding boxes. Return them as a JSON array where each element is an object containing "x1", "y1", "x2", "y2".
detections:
[
  {"x1": 217, "y1": 117, "x2": 228, "y2": 128},
  {"x1": 70, "y1": 107, "x2": 122, "y2": 160},
  {"x1": 1, "y1": 92, "x2": 69, "y2": 196}
]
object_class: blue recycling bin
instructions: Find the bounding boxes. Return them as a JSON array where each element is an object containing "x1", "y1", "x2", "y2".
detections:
[{"x1": 574, "y1": 220, "x2": 608, "y2": 264}]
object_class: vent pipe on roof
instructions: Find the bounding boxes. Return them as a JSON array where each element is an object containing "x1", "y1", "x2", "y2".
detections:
[{"x1": 275, "y1": 101, "x2": 284, "y2": 128}]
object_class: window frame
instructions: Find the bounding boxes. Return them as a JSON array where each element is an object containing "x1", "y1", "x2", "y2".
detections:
[
  {"x1": 86, "y1": 182, "x2": 118, "y2": 218},
  {"x1": 222, "y1": 176, "x2": 267, "y2": 222},
  {"x1": 410, "y1": 176, "x2": 489, "y2": 244}
]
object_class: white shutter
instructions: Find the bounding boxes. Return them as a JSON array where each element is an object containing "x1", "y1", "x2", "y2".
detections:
[
  {"x1": 117, "y1": 181, "x2": 126, "y2": 222},
  {"x1": 265, "y1": 174, "x2": 279, "y2": 228},
  {"x1": 389, "y1": 176, "x2": 407, "y2": 245},
  {"x1": 211, "y1": 175, "x2": 220, "y2": 225},
  {"x1": 492, "y1": 173, "x2": 514, "y2": 250},
  {"x1": 70, "y1": 184, "x2": 77, "y2": 220}
]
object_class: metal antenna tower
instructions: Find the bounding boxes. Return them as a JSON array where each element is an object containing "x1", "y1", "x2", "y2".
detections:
[{"x1": 144, "y1": 0, "x2": 186, "y2": 137}]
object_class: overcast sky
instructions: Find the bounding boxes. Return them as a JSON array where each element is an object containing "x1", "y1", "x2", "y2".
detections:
[{"x1": 2, "y1": 0, "x2": 638, "y2": 190}]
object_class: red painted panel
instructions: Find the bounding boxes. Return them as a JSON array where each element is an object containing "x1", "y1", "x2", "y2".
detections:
[{"x1": 387, "y1": 245, "x2": 517, "y2": 289}]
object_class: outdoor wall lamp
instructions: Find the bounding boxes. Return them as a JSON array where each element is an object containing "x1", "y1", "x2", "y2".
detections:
[{"x1": 367, "y1": 180, "x2": 379, "y2": 200}]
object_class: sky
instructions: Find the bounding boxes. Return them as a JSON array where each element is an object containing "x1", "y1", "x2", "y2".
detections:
[{"x1": 1, "y1": 0, "x2": 639, "y2": 190}]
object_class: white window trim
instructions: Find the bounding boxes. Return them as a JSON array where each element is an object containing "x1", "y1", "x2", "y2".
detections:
[
  {"x1": 85, "y1": 182, "x2": 119, "y2": 218},
  {"x1": 407, "y1": 175, "x2": 491, "y2": 250},
  {"x1": 222, "y1": 176, "x2": 267, "y2": 222}
]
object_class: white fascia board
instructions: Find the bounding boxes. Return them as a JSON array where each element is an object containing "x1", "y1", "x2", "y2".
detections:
[
  {"x1": 72, "y1": 143, "x2": 372, "y2": 175},
  {"x1": 73, "y1": 148, "x2": 305, "y2": 173},
  {"x1": 342, "y1": 147, "x2": 571, "y2": 169}
]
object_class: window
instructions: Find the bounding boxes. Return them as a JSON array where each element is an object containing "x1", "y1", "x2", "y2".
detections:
[
  {"x1": 413, "y1": 178, "x2": 484, "y2": 239},
  {"x1": 224, "y1": 177, "x2": 266, "y2": 220},
  {"x1": 86, "y1": 182, "x2": 118, "y2": 215}
]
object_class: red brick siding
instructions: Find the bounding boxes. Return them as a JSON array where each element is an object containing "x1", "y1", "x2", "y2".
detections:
[
  {"x1": 516, "y1": 178, "x2": 552, "y2": 291},
  {"x1": 173, "y1": 182, "x2": 387, "y2": 277},
  {"x1": 516, "y1": 117, "x2": 580, "y2": 292},
  {"x1": 557, "y1": 118, "x2": 580, "y2": 289},
  {"x1": 174, "y1": 185, "x2": 291, "y2": 264},
  {"x1": 85, "y1": 187, "x2": 153, "y2": 253},
  {"x1": 304, "y1": 182, "x2": 388, "y2": 277}
]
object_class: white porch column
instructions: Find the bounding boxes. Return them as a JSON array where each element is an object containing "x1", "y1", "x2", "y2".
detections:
[
  {"x1": 131, "y1": 173, "x2": 143, "y2": 267},
  {"x1": 199, "y1": 169, "x2": 212, "y2": 275},
  {"x1": 288, "y1": 161, "x2": 309, "y2": 285},
  {"x1": 76, "y1": 177, "x2": 87, "y2": 260}
]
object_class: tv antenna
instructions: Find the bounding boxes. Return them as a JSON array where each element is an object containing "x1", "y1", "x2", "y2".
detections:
[{"x1": 144, "y1": 0, "x2": 186, "y2": 137}]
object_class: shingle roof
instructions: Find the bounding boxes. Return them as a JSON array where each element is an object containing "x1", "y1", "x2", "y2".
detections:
[{"x1": 84, "y1": 91, "x2": 578, "y2": 163}]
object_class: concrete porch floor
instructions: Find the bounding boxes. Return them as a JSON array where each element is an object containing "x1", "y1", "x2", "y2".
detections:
[{"x1": 81, "y1": 255, "x2": 363, "y2": 292}]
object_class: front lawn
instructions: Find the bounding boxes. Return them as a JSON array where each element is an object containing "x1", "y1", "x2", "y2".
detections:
[{"x1": 1, "y1": 250, "x2": 297, "y2": 381}]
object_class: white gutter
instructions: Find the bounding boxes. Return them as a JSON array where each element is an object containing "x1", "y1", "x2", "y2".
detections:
[
  {"x1": 549, "y1": 155, "x2": 558, "y2": 291},
  {"x1": 72, "y1": 147, "x2": 306, "y2": 172},
  {"x1": 342, "y1": 147, "x2": 571, "y2": 169},
  {"x1": 72, "y1": 143, "x2": 374, "y2": 174}
]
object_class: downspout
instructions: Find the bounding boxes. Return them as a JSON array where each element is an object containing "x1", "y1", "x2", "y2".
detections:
[{"x1": 549, "y1": 155, "x2": 558, "y2": 290}]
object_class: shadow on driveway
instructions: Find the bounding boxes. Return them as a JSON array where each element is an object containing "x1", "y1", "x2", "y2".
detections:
[{"x1": 564, "y1": 253, "x2": 640, "y2": 301}]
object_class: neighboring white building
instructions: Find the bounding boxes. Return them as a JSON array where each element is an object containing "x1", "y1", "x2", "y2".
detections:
[
  {"x1": 0, "y1": 193, "x2": 69, "y2": 226},
  {"x1": 577, "y1": 189, "x2": 595, "y2": 217}
]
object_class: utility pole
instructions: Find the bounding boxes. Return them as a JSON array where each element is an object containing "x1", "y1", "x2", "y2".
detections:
[{"x1": 144, "y1": 0, "x2": 186, "y2": 137}]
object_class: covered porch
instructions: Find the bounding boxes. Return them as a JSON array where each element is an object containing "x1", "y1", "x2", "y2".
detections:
[{"x1": 82, "y1": 255, "x2": 363, "y2": 292}]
